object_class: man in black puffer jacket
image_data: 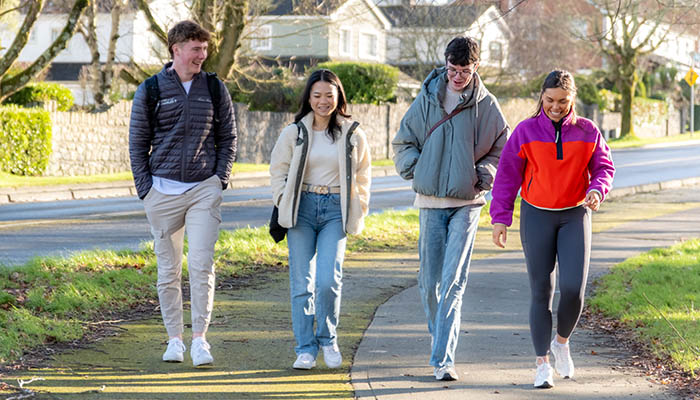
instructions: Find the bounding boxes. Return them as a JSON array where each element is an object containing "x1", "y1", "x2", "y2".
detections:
[{"x1": 128, "y1": 20, "x2": 236, "y2": 368}]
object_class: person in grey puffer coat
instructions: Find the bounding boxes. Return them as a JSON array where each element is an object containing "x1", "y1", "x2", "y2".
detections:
[
  {"x1": 392, "y1": 36, "x2": 509, "y2": 381},
  {"x1": 128, "y1": 20, "x2": 236, "y2": 368}
]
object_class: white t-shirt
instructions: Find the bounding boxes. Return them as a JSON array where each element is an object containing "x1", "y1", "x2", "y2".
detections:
[{"x1": 303, "y1": 128, "x2": 340, "y2": 187}]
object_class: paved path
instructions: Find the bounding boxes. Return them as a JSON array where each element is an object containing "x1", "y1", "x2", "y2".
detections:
[{"x1": 351, "y1": 201, "x2": 700, "y2": 399}]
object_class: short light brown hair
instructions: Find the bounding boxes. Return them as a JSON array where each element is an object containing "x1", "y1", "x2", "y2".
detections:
[{"x1": 167, "y1": 20, "x2": 211, "y2": 57}]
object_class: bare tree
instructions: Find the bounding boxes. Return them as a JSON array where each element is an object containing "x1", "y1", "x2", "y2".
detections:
[
  {"x1": 503, "y1": 0, "x2": 599, "y2": 80},
  {"x1": 123, "y1": 0, "x2": 249, "y2": 83},
  {"x1": 78, "y1": 0, "x2": 125, "y2": 109},
  {"x1": 583, "y1": 0, "x2": 699, "y2": 138},
  {"x1": 0, "y1": 0, "x2": 89, "y2": 102}
]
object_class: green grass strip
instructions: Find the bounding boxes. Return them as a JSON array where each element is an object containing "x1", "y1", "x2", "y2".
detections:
[
  {"x1": 607, "y1": 132, "x2": 699, "y2": 149},
  {"x1": 589, "y1": 238, "x2": 700, "y2": 374}
]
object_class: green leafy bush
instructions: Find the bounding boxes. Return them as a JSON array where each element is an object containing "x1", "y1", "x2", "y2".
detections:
[
  {"x1": 227, "y1": 67, "x2": 304, "y2": 112},
  {"x1": 574, "y1": 74, "x2": 606, "y2": 110},
  {"x1": 4, "y1": 82, "x2": 74, "y2": 111},
  {"x1": 599, "y1": 89, "x2": 621, "y2": 112},
  {"x1": 314, "y1": 62, "x2": 399, "y2": 104},
  {"x1": 0, "y1": 106, "x2": 52, "y2": 176}
]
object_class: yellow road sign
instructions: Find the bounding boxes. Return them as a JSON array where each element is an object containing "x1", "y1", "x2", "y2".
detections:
[{"x1": 685, "y1": 68, "x2": 698, "y2": 86}]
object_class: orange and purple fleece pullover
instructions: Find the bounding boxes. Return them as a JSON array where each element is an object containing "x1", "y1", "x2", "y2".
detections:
[{"x1": 490, "y1": 110, "x2": 615, "y2": 226}]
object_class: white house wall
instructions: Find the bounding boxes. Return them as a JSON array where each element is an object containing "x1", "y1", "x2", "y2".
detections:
[
  {"x1": 2, "y1": 0, "x2": 188, "y2": 66},
  {"x1": 387, "y1": 5, "x2": 510, "y2": 67},
  {"x1": 242, "y1": 17, "x2": 330, "y2": 59},
  {"x1": 329, "y1": 0, "x2": 387, "y2": 62},
  {"x1": 467, "y1": 7, "x2": 510, "y2": 68}
]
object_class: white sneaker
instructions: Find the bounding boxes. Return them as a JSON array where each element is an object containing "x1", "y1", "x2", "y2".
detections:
[
  {"x1": 191, "y1": 337, "x2": 214, "y2": 366},
  {"x1": 434, "y1": 365, "x2": 459, "y2": 381},
  {"x1": 550, "y1": 338, "x2": 575, "y2": 378},
  {"x1": 534, "y1": 362, "x2": 554, "y2": 388},
  {"x1": 293, "y1": 353, "x2": 316, "y2": 370},
  {"x1": 321, "y1": 344, "x2": 342, "y2": 368},
  {"x1": 162, "y1": 337, "x2": 186, "y2": 362}
]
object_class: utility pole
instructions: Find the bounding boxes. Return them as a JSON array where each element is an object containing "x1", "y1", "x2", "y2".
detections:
[{"x1": 685, "y1": 63, "x2": 698, "y2": 136}]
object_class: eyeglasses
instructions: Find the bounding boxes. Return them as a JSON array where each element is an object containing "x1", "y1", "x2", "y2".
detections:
[{"x1": 446, "y1": 65, "x2": 475, "y2": 78}]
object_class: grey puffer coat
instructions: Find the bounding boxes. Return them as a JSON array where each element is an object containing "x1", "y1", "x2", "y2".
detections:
[
  {"x1": 129, "y1": 63, "x2": 237, "y2": 199},
  {"x1": 392, "y1": 67, "x2": 509, "y2": 200}
]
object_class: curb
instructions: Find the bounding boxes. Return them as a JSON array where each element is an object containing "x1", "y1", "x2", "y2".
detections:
[
  {"x1": 0, "y1": 166, "x2": 399, "y2": 204},
  {"x1": 1, "y1": 165, "x2": 698, "y2": 205}
]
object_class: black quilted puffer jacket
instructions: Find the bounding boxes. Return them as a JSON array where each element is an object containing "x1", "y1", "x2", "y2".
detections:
[{"x1": 129, "y1": 63, "x2": 237, "y2": 199}]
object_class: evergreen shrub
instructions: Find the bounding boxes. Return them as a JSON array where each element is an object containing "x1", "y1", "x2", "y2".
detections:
[
  {"x1": 0, "y1": 106, "x2": 52, "y2": 176},
  {"x1": 5, "y1": 82, "x2": 74, "y2": 111}
]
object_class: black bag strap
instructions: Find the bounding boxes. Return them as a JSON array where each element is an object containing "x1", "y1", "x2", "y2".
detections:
[
  {"x1": 426, "y1": 105, "x2": 465, "y2": 140},
  {"x1": 205, "y1": 72, "x2": 221, "y2": 126},
  {"x1": 145, "y1": 75, "x2": 159, "y2": 132}
]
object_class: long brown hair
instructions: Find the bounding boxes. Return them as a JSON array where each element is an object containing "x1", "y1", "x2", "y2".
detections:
[
  {"x1": 294, "y1": 69, "x2": 350, "y2": 142},
  {"x1": 531, "y1": 70, "x2": 578, "y2": 125}
]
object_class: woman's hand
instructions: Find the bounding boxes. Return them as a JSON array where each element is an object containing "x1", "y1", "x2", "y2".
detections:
[
  {"x1": 583, "y1": 191, "x2": 601, "y2": 211},
  {"x1": 492, "y1": 224, "x2": 507, "y2": 248}
]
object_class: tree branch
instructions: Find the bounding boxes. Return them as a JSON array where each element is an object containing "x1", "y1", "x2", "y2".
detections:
[
  {"x1": 0, "y1": 0, "x2": 89, "y2": 101},
  {"x1": 0, "y1": 0, "x2": 45, "y2": 77}
]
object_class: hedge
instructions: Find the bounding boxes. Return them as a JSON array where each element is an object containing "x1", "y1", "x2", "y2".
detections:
[
  {"x1": 0, "y1": 106, "x2": 52, "y2": 176},
  {"x1": 4, "y1": 82, "x2": 74, "y2": 111},
  {"x1": 314, "y1": 62, "x2": 399, "y2": 104}
]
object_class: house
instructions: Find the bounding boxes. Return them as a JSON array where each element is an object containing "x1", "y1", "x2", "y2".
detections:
[
  {"x1": 244, "y1": 0, "x2": 392, "y2": 69},
  {"x1": 246, "y1": 0, "x2": 511, "y2": 74},
  {"x1": 0, "y1": 0, "x2": 190, "y2": 80},
  {"x1": 378, "y1": 2, "x2": 512, "y2": 70}
]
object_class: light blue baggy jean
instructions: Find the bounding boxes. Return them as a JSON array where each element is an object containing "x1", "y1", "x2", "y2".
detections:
[
  {"x1": 287, "y1": 192, "x2": 347, "y2": 357},
  {"x1": 418, "y1": 205, "x2": 482, "y2": 368}
]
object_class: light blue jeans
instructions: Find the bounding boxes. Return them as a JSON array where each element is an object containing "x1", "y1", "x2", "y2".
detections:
[
  {"x1": 287, "y1": 192, "x2": 346, "y2": 357},
  {"x1": 418, "y1": 205, "x2": 482, "y2": 368}
]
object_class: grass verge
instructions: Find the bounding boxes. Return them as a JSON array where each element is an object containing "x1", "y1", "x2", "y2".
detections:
[
  {"x1": 607, "y1": 132, "x2": 699, "y2": 149},
  {"x1": 589, "y1": 239, "x2": 700, "y2": 374}
]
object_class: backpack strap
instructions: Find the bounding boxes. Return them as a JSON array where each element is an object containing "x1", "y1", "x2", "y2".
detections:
[
  {"x1": 206, "y1": 72, "x2": 222, "y2": 126},
  {"x1": 144, "y1": 75, "x2": 159, "y2": 132}
]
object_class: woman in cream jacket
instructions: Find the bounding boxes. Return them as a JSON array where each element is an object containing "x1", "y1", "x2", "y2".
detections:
[{"x1": 269, "y1": 69, "x2": 371, "y2": 370}]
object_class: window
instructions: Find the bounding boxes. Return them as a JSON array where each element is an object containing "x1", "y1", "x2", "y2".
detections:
[
  {"x1": 489, "y1": 41, "x2": 502, "y2": 63},
  {"x1": 28, "y1": 29, "x2": 38, "y2": 44},
  {"x1": 360, "y1": 32, "x2": 377, "y2": 58},
  {"x1": 251, "y1": 25, "x2": 272, "y2": 51},
  {"x1": 340, "y1": 28, "x2": 352, "y2": 55}
]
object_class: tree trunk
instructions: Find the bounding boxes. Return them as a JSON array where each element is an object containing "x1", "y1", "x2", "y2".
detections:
[
  {"x1": 619, "y1": 79, "x2": 636, "y2": 138},
  {"x1": 0, "y1": 0, "x2": 89, "y2": 101},
  {"x1": 81, "y1": 0, "x2": 103, "y2": 107},
  {"x1": 96, "y1": 0, "x2": 125, "y2": 109},
  {"x1": 203, "y1": 0, "x2": 248, "y2": 79}
]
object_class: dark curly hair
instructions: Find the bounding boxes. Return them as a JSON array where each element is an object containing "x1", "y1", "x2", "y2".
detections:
[{"x1": 444, "y1": 36, "x2": 480, "y2": 66}]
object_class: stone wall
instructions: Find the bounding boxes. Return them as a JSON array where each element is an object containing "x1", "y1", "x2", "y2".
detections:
[
  {"x1": 45, "y1": 96, "x2": 681, "y2": 176},
  {"x1": 46, "y1": 101, "x2": 132, "y2": 176}
]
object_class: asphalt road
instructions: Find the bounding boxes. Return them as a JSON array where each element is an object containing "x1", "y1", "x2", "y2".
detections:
[{"x1": 1, "y1": 142, "x2": 699, "y2": 266}]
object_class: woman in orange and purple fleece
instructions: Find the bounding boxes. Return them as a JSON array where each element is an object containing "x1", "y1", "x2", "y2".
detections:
[{"x1": 489, "y1": 70, "x2": 615, "y2": 389}]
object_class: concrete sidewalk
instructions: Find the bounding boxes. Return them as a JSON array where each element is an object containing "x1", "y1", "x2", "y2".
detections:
[{"x1": 351, "y1": 189, "x2": 700, "y2": 399}]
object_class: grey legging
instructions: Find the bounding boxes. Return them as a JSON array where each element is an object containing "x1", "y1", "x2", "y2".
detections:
[{"x1": 520, "y1": 200, "x2": 592, "y2": 357}]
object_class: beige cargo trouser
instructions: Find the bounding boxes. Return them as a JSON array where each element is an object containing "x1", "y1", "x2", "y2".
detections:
[{"x1": 143, "y1": 175, "x2": 223, "y2": 338}]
